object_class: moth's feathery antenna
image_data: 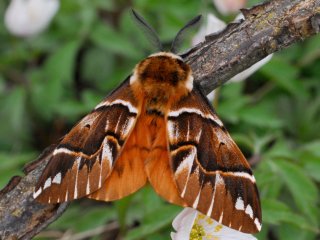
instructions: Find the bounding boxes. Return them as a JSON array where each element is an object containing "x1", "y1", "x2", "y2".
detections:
[
  {"x1": 131, "y1": 9, "x2": 163, "y2": 52},
  {"x1": 171, "y1": 15, "x2": 202, "y2": 54}
]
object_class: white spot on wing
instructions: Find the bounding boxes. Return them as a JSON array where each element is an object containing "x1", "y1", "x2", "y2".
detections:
[
  {"x1": 53, "y1": 148, "x2": 74, "y2": 156},
  {"x1": 215, "y1": 172, "x2": 225, "y2": 185},
  {"x1": 33, "y1": 187, "x2": 42, "y2": 199},
  {"x1": 95, "y1": 99, "x2": 138, "y2": 114},
  {"x1": 121, "y1": 117, "x2": 135, "y2": 137},
  {"x1": 53, "y1": 147, "x2": 92, "y2": 159},
  {"x1": 111, "y1": 99, "x2": 138, "y2": 113},
  {"x1": 218, "y1": 211, "x2": 224, "y2": 223},
  {"x1": 44, "y1": 178, "x2": 52, "y2": 190},
  {"x1": 232, "y1": 172, "x2": 256, "y2": 183},
  {"x1": 254, "y1": 218, "x2": 262, "y2": 231},
  {"x1": 101, "y1": 139, "x2": 113, "y2": 167},
  {"x1": 167, "y1": 120, "x2": 177, "y2": 140},
  {"x1": 206, "y1": 187, "x2": 215, "y2": 216},
  {"x1": 168, "y1": 108, "x2": 223, "y2": 127},
  {"x1": 98, "y1": 156, "x2": 103, "y2": 189},
  {"x1": 245, "y1": 204, "x2": 254, "y2": 219},
  {"x1": 74, "y1": 157, "x2": 81, "y2": 199},
  {"x1": 192, "y1": 189, "x2": 201, "y2": 208},
  {"x1": 185, "y1": 75, "x2": 194, "y2": 91},
  {"x1": 213, "y1": 117, "x2": 223, "y2": 127},
  {"x1": 235, "y1": 197, "x2": 245, "y2": 211},
  {"x1": 186, "y1": 120, "x2": 190, "y2": 141},
  {"x1": 65, "y1": 190, "x2": 68, "y2": 201},
  {"x1": 206, "y1": 173, "x2": 224, "y2": 216},
  {"x1": 195, "y1": 129, "x2": 202, "y2": 142},
  {"x1": 175, "y1": 147, "x2": 196, "y2": 176},
  {"x1": 176, "y1": 147, "x2": 197, "y2": 197},
  {"x1": 52, "y1": 172, "x2": 62, "y2": 184},
  {"x1": 114, "y1": 112, "x2": 123, "y2": 132},
  {"x1": 86, "y1": 178, "x2": 91, "y2": 194},
  {"x1": 105, "y1": 119, "x2": 109, "y2": 131}
]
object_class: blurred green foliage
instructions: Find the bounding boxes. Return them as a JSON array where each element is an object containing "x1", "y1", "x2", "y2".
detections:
[{"x1": 0, "y1": 0, "x2": 320, "y2": 239}]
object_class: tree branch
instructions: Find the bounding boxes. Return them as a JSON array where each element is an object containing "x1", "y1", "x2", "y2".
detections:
[
  {"x1": 0, "y1": 0, "x2": 319, "y2": 239},
  {"x1": 185, "y1": 0, "x2": 320, "y2": 94}
]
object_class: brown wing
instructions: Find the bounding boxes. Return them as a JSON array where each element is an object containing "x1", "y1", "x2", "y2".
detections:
[
  {"x1": 34, "y1": 78, "x2": 141, "y2": 203},
  {"x1": 141, "y1": 113, "x2": 187, "y2": 206},
  {"x1": 166, "y1": 86, "x2": 262, "y2": 233},
  {"x1": 87, "y1": 115, "x2": 148, "y2": 201},
  {"x1": 88, "y1": 111, "x2": 184, "y2": 203}
]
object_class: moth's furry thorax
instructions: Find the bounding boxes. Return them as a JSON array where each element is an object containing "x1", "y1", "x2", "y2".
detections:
[{"x1": 130, "y1": 52, "x2": 194, "y2": 113}]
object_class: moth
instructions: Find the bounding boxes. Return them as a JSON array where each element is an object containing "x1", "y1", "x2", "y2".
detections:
[{"x1": 34, "y1": 10, "x2": 261, "y2": 234}]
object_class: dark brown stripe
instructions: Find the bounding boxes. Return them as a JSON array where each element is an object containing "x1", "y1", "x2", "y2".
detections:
[
  {"x1": 94, "y1": 104, "x2": 137, "y2": 117},
  {"x1": 168, "y1": 111, "x2": 225, "y2": 130},
  {"x1": 146, "y1": 108, "x2": 164, "y2": 116}
]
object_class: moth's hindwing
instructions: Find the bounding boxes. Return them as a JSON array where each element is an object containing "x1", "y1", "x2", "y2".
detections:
[
  {"x1": 87, "y1": 114, "x2": 149, "y2": 201},
  {"x1": 34, "y1": 78, "x2": 141, "y2": 203},
  {"x1": 139, "y1": 113, "x2": 187, "y2": 206},
  {"x1": 167, "y1": 86, "x2": 262, "y2": 233}
]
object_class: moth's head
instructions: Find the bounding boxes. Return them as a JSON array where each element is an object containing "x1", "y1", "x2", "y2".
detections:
[
  {"x1": 132, "y1": 52, "x2": 193, "y2": 90},
  {"x1": 129, "y1": 10, "x2": 201, "y2": 92}
]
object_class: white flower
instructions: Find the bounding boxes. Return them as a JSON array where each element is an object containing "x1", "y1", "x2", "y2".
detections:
[
  {"x1": 213, "y1": 0, "x2": 247, "y2": 15},
  {"x1": 192, "y1": 14, "x2": 226, "y2": 46},
  {"x1": 171, "y1": 208, "x2": 257, "y2": 240},
  {"x1": 193, "y1": 13, "x2": 273, "y2": 101},
  {"x1": 4, "y1": 0, "x2": 60, "y2": 37}
]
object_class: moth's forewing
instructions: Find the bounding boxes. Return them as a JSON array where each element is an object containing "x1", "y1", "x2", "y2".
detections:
[{"x1": 166, "y1": 86, "x2": 262, "y2": 233}]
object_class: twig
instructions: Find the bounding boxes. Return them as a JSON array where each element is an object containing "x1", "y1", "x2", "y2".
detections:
[{"x1": 0, "y1": 0, "x2": 320, "y2": 239}]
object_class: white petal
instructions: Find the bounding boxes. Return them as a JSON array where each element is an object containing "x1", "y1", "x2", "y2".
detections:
[
  {"x1": 195, "y1": 211, "x2": 257, "y2": 240},
  {"x1": 170, "y1": 232, "x2": 177, "y2": 240},
  {"x1": 172, "y1": 208, "x2": 257, "y2": 240},
  {"x1": 230, "y1": 54, "x2": 273, "y2": 83},
  {"x1": 171, "y1": 208, "x2": 197, "y2": 240},
  {"x1": 213, "y1": 0, "x2": 247, "y2": 15},
  {"x1": 4, "y1": 0, "x2": 60, "y2": 37},
  {"x1": 192, "y1": 13, "x2": 226, "y2": 46},
  {"x1": 204, "y1": 11, "x2": 272, "y2": 101},
  {"x1": 206, "y1": 90, "x2": 217, "y2": 102},
  {"x1": 234, "y1": 13, "x2": 245, "y2": 21}
]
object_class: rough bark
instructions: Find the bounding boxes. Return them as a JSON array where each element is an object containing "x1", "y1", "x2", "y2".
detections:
[
  {"x1": 0, "y1": 0, "x2": 319, "y2": 239},
  {"x1": 185, "y1": 0, "x2": 320, "y2": 94}
]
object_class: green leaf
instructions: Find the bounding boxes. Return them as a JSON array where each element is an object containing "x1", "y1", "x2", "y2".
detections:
[
  {"x1": 115, "y1": 195, "x2": 134, "y2": 233},
  {"x1": 81, "y1": 47, "x2": 116, "y2": 90},
  {"x1": 0, "y1": 87, "x2": 31, "y2": 150},
  {"x1": 278, "y1": 223, "x2": 317, "y2": 240},
  {"x1": 302, "y1": 155, "x2": 320, "y2": 182},
  {"x1": 124, "y1": 205, "x2": 180, "y2": 240},
  {"x1": 264, "y1": 139, "x2": 296, "y2": 160},
  {"x1": 0, "y1": 152, "x2": 37, "y2": 189},
  {"x1": 268, "y1": 159, "x2": 318, "y2": 221},
  {"x1": 44, "y1": 40, "x2": 80, "y2": 84},
  {"x1": 218, "y1": 83, "x2": 250, "y2": 123},
  {"x1": 299, "y1": 35, "x2": 320, "y2": 66},
  {"x1": 255, "y1": 161, "x2": 283, "y2": 199},
  {"x1": 260, "y1": 57, "x2": 307, "y2": 97},
  {"x1": 301, "y1": 141, "x2": 320, "y2": 158},
  {"x1": 50, "y1": 203, "x2": 117, "y2": 232},
  {"x1": 30, "y1": 41, "x2": 80, "y2": 119},
  {"x1": 238, "y1": 102, "x2": 283, "y2": 128},
  {"x1": 90, "y1": 23, "x2": 141, "y2": 58},
  {"x1": 262, "y1": 199, "x2": 317, "y2": 232}
]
